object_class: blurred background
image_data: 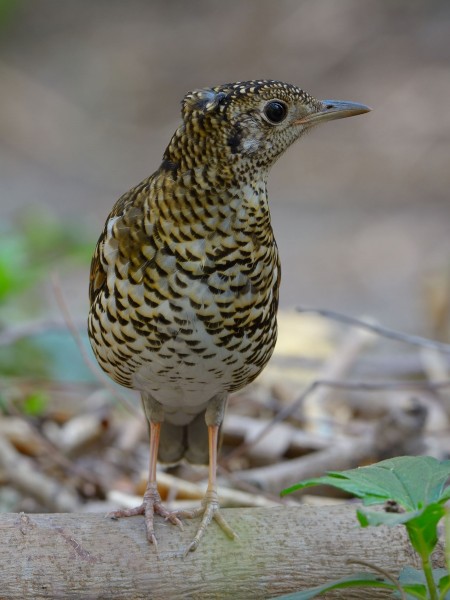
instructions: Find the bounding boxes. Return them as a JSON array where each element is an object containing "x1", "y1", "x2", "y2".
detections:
[
  {"x1": 1, "y1": 0, "x2": 450, "y2": 331},
  {"x1": 0, "y1": 0, "x2": 450, "y2": 517}
]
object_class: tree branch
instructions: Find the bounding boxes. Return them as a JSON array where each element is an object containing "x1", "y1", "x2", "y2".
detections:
[
  {"x1": 0, "y1": 507, "x2": 444, "y2": 599},
  {"x1": 296, "y1": 307, "x2": 450, "y2": 354}
]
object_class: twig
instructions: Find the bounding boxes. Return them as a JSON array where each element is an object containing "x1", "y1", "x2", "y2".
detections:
[
  {"x1": 0, "y1": 435, "x2": 80, "y2": 512},
  {"x1": 234, "y1": 437, "x2": 375, "y2": 492},
  {"x1": 301, "y1": 326, "x2": 376, "y2": 433},
  {"x1": 225, "y1": 326, "x2": 375, "y2": 464},
  {"x1": 223, "y1": 413, "x2": 329, "y2": 456},
  {"x1": 420, "y1": 347, "x2": 450, "y2": 419},
  {"x1": 0, "y1": 414, "x2": 104, "y2": 487},
  {"x1": 217, "y1": 464, "x2": 290, "y2": 506},
  {"x1": 296, "y1": 306, "x2": 450, "y2": 354},
  {"x1": 51, "y1": 273, "x2": 141, "y2": 418},
  {"x1": 234, "y1": 398, "x2": 427, "y2": 491},
  {"x1": 156, "y1": 471, "x2": 283, "y2": 508},
  {"x1": 225, "y1": 377, "x2": 450, "y2": 464}
]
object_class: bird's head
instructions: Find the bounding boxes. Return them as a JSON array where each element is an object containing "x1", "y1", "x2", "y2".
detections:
[{"x1": 164, "y1": 80, "x2": 370, "y2": 177}]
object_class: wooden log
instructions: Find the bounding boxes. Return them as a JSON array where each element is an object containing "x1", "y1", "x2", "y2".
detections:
[{"x1": 0, "y1": 506, "x2": 443, "y2": 599}]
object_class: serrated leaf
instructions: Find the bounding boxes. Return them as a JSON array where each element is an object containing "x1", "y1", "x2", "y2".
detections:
[{"x1": 281, "y1": 456, "x2": 450, "y2": 512}]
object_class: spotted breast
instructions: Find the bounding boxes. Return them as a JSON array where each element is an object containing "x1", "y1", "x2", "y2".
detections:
[{"x1": 88, "y1": 80, "x2": 370, "y2": 552}]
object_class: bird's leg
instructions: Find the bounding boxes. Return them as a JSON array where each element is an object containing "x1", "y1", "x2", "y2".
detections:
[
  {"x1": 108, "y1": 421, "x2": 183, "y2": 548},
  {"x1": 177, "y1": 424, "x2": 237, "y2": 554}
]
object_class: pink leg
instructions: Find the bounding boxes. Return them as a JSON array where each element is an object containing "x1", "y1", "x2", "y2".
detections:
[
  {"x1": 175, "y1": 424, "x2": 237, "y2": 553},
  {"x1": 108, "y1": 421, "x2": 183, "y2": 548}
]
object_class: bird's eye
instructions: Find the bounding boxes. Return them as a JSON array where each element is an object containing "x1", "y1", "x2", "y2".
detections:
[{"x1": 263, "y1": 100, "x2": 288, "y2": 124}]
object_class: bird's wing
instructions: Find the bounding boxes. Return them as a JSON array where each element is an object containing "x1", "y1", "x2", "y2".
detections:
[
  {"x1": 89, "y1": 244, "x2": 106, "y2": 305},
  {"x1": 89, "y1": 178, "x2": 152, "y2": 306}
]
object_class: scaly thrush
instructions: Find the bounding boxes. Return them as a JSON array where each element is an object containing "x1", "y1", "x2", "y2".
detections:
[{"x1": 88, "y1": 80, "x2": 370, "y2": 552}]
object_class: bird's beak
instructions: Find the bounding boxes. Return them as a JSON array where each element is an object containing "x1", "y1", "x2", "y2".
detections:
[{"x1": 294, "y1": 100, "x2": 371, "y2": 126}]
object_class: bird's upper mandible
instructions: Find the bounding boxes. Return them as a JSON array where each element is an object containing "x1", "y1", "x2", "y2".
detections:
[{"x1": 165, "y1": 79, "x2": 370, "y2": 173}]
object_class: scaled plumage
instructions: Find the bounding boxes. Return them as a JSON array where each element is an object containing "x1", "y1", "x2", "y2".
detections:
[{"x1": 88, "y1": 79, "x2": 370, "y2": 552}]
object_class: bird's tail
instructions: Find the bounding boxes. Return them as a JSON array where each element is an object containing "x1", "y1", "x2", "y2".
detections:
[{"x1": 159, "y1": 411, "x2": 210, "y2": 465}]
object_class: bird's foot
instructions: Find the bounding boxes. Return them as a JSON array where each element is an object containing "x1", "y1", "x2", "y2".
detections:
[
  {"x1": 174, "y1": 489, "x2": 237, "y2": 554},
  {"x1": 108, "y1": 482, "x2": 183, "y2": 549}
]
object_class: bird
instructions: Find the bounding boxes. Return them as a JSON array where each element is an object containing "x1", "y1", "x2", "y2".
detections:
[{"x1": 88, "y1": 79, "x2": 370, "y2": 553}]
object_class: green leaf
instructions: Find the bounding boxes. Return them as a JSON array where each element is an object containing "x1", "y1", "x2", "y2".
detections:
[
  {"x1": 439, "y1": 574, "x2": 450, "y2": 599},
  {"x1": 406, "y1": 504, "x2": 447, "y2": 556},
  {"x1": 398, "y1": 567, "x2": 450, "y2": 599},
  {"x1": 440, "y1": 488, "x2": 450, "y2": 503},
  {"x1": 357, "y1": 506, "x2": 422, "y2": 528},
  {"x1": 445, "y1": 509, "x2": 450, "y2": 579},
  {"x1": 399, "y1": 566, "x2": 448, "y2": 587},
  {"x1": 270, "y1": 573, "x2": 399, "y2": 600},
  {"x1": 0, "y1": 234, "x2": 35, "y2": 300},
  {"x1": 0, "y1": 216, "x2": 93, "y2": 304},
  {"x1": 271, "y1": 568, "x2": 442, "y2": 600},
  {"x1": 22, "y1": 391, "x2": 49, "y2": 416},
  {"x1": 358, "y1": 501, "x2": 445, "y2": 527},
  {"x1": 357, "y1": 502, "x2": 445, "y2": 560},
  {"x1": 281, "y1": 470, "x2": 387, "y2": 503},
  {"x1": 281, "y1": 456, "x2": 450, "y2": 512}
]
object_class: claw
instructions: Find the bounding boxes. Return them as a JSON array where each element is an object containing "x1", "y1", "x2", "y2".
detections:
[
  {"x1": 107, "y1": 483, "x2": 182, "y2": 549},
  {"x1": 165, "y1": 512, "x2": 184, "y2": 529},
  {"x1": 173, "y1": 489, "x2": 237, "y2": 554}
]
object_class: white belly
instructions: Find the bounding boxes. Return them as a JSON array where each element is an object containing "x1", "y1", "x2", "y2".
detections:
[{"x1": 131, "y1": 326, "x2": 256, "y2": 425}]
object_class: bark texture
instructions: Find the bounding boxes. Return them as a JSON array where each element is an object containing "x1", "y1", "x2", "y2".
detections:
[{"x1": 0, "y1": 506, "x2": 443, "y2": 599}]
